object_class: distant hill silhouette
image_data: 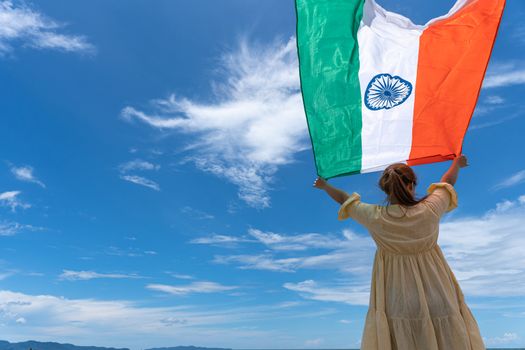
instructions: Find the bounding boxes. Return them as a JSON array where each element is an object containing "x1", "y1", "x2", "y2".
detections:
[
  {"x1": 147, "y1": 347, "x2": 232, "y2": 350},
  {"x1": 0, "y1": 340, "x2": 128, "y2": 350},
  {"x1": 0, "y1": 341, "x2": 232, "y2": 350},
  {"x1": 0, "y1": 341, "x2": 520, "y2": 350}
]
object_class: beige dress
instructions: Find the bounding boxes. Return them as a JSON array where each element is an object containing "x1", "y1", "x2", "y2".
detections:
[{"x1": 338, "y1": 182, "x2": 484, "y2": 350}]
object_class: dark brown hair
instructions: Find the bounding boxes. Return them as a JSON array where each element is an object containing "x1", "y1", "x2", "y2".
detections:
[{"x1": 378, "y1": 163, "x2": 427, "y2": 207}]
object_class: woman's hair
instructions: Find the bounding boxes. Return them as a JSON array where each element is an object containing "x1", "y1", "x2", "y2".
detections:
[{"x1": 378, "y1": 163, "x2": 427, "y2": 207}]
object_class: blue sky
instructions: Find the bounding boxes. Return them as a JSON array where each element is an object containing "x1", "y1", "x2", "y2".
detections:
[{"x1": 0, "y1": 0, "x2": 524, "y2": 348}]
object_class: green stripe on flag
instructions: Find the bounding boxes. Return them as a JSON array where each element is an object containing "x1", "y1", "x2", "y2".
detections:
[{"x1": 295, "y1": 0, "x2": 365, "y2": 178}]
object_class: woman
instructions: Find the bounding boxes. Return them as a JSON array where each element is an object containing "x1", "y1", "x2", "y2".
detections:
[{"x1": 314, "y1": 155, "x2": 484, "y2": 350}]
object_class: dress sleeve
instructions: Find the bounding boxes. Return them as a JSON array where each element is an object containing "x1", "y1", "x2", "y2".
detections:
[
  {"x1": 425, "y1": 182, "x2": 458, "y2": 217},
  {"x1": 337, "y1": 192, "x2": 374, "y2": 226}
]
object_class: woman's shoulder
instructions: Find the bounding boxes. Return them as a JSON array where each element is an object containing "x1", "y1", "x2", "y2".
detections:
[
  {"x1": 423, "y1": 182, "x2": 458, "y2": 214},
  {"x1": 338, "y1": 192, "x2": 382, "y2": 224}
]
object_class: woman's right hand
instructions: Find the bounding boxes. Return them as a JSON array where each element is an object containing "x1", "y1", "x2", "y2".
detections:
[
  {"x1": 313, "y1": 176, "x2": 327, "y2": 189},
  {"x1": 454, "y1": 154, "x2": 468, "y2": 168}
]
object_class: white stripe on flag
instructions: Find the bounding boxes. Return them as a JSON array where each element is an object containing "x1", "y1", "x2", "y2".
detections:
[{"x1": 357, "y1": 0, "x2": 423, "y2": 173}]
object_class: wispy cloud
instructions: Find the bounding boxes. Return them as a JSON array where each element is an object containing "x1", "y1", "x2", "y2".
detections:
[
  {"x1": 304, "y1": 337, "x2": 324, "y2": 346},
  {"x1": 119, "y1": 159, "x2": 160, "y2": 172},
  {"x1": 118, "y1": 159, "x2": 160, "y2": 191},
  {"x1": 190, "y1": 228, "x2": 365, "y2": 252},
  {"x1": 483, "y1": 61, "x2": 525, "y2": 88},
  {"x1": 121, "y1": 37, "x2": 307, "y2": 208},
  {"x1": 275, "y1": 301, "x2": 303, "y2": 308},
  {"x1": 0, "y1": 0, "x2": 94, "y2": 55},
  {"x1": 168, "y1": 273, "x2": 194, "y2": 280},
  {"x1": 0, "y1": 191, "x2": 30, "y2": 211},
  {"x1": 213, "y1": 196, "x2": 525, "y2": 304},
  {"x1": 0, "y1": 289, "x2": 336, "y2": 348},
  {"x1": 493, "y1": 170, "x2": 525, "y2": 190},
  {"x1": 211, "y1": 229, "x2": 374, "y2": 274},
  {"x1": 485, "y1": 95, "x2": 505, "y2": 105},
  {"x1": 247, "y1": 228, "x2": 348, "y2": 251},
  {"x1": 9, "y1": 165, "x2": 45, "y2": 187},
  {"x1": 189, "y1": 234, "x2": 255, "y2": 247},
  {"x1": 472, "y1": 94, "x2": 507, "y2": 117},
  {"x1": 213, "y1": 254, "x2": 303, "y2": 273},
  {"x1": 59, "y1": 270, "x2": 143, "y2": 281},
  {"x1": 103, "y1": 246, "x2": 157, "y2": 258},
  {"x1": 0, "y1": 270, "x2": 15, "y2": 280},
  {"x1": 469, "y1": 110, "x2": 522, "y2": 130},
  {"x1": 119, "y1": 174, "x2": 160, "y2": 191},
  {"x1": 147, "y1": 281, "x2": 238, "y2": 295},
  {"x1": 438, "y1": 195, "x2": 525, "y2": 297},
  {"x1": 512, "y1": 20, "x2": 525, "y2": 46},
  {"x1": 283, "y1": 280, "x2": 370, "y2": 306},
  {"x1": 0, "y1": 221, "x2": 43, "y2": 236},
  {"x1": 181, "y1": 206, "x2": 214, "y2": 220},
  {"x1": 484, "y1": 332, "x2": 520, "y2": 346}
]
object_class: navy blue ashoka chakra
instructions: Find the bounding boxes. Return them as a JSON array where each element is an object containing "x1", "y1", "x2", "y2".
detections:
[{"x1": 364, "y1": 73, "x2": 413, "y2": 111}]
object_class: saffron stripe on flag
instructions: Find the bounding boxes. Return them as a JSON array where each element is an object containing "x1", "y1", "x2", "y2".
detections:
[{"x1": 408, "y1": 0, "x2": 506, "y2": 165}]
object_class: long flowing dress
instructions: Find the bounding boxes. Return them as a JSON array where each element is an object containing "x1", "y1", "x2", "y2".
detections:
[{"x1": 338, "y1": 182, "x2": 484, "y2": 350}]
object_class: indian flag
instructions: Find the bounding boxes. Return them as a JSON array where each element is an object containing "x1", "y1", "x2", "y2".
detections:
[{"x1": 295, "y1": 0, "x2": 505, "y2": 179}]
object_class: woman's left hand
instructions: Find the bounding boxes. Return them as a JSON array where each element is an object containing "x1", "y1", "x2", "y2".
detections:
[{"x1": 313, "y1": 176, "x2": 327, "y2": 189}]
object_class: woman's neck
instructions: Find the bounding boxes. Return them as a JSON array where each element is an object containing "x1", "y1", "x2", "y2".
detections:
[{"x1": 389, "y1": 196, "x2": 400, "y2": 205}]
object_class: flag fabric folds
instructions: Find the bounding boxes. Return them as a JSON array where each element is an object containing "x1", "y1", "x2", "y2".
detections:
[{"x1": 295, "y1": 0, "x2": 506, "y2": 179}]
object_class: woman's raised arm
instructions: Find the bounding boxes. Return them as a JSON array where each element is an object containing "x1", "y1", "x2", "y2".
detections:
[
  {"x1": 313, "y1": 177, "x2": 350, "y2": 204},
  {"x1": 440, "y1": 154, "x2": 468, "y2": 185}
]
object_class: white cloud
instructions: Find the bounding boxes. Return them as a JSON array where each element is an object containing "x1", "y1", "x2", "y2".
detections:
[
  {"x1": 438, "y1": 195, "x2": 525, "y2": 297},
  {"x1": 275, "y1": 301, "x2": 302, "y2": 308},
  {"x1": 512, "y1": 21, "x2": 525, "y2": 46},
  {"x1": 304, "y1": 337, "x2": 323, "y2": 346},
  {"x1": 483, "y1": 61, "x2": 525, "y2": 88},
  {"x1": 0, "y1": 221, "x2": 42, "y2": 236},
  {"x1": 189, "y1": 234, "x2": 255, "y2": 246},
  {"x1": 181, "y1": 206, "x2": 214, "y2": 220},
  {"x1": 0, "y1": 1, "x2": 94, "y2": 55},
  {"x1": 214, "y1": 196, "x2": 525, "y2": 304},
  {"x1": 283, "y1": 280, "x2": 370, "y2": 306},
  {"x1": 472, "y1": 94, "x2": 507, "y2": 118},
  {"x1": 169, "y1": 273, "x2": 194, "y2": 280},
  {"x1": 118, "y1": 159, "x2": 160, "y2": 191},
  {"x1": 484, "y1": 332, "x2": 519, "y2": 346},
  {"x1": 120, "y1": 175, "x2": 160, "y2": 191},
  {"x1": 493, "y1": 169, "x2": 525, "y2": 190},
  {"x1": 485, "y1": 95, "x2": 505, "y2": 105},
  {"x1": 213, "y1": 254, "x2": 302, "y2": 273},
  {"x1": 470, "y1": 110, "x2": 522, "y2": 130},
  {"x1": 339, "y1": 319, "x2": 351, "y2": 324},
  {"x1": 121, "y1": 37, "x2": 307, "y2": 208},
  {"x1": 119, "y1": 159, "x2": 160, "y2": 172},
  {"x1": 103, "y1": 246, "x2": 155, "y2": 258},
  {"x1": 247, "y1": 228, "x2": 348, "y2": 251},
  {"x1": 59, "y1": 270, "x2": 142, "y2": 281},
  {"x1": 0, "y1": 191, "x2": 30, "y2": 211},
  {"x1": 191, "y1": 227, "x2": 369, "y2": 253},
  {"x1": 0, "y1": 271, "x2": 15, "y2": 280},
  {"x1": 147, "y1": 281, "x2": 238, "y2": 295},
  {"x1": 0, "y1": 290, "x2": 337, "y2": 349},
  {"x1": 10, "y1": 165, "x2": 45, "y2": 187},
  {"x1": 212, "y1": 228, "x2": 374, "y2": 274}
]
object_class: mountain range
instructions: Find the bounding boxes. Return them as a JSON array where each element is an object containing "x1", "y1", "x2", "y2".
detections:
[{"x1": 0, "y1": 341, "x2": 232, "y2": 350}]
